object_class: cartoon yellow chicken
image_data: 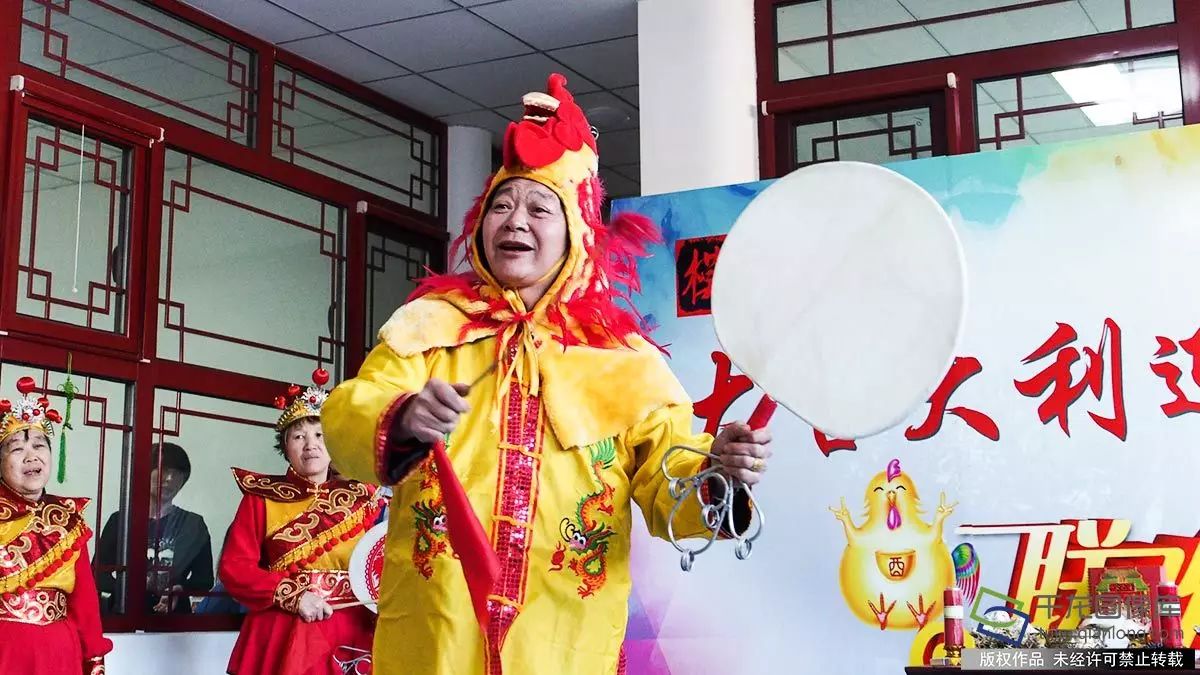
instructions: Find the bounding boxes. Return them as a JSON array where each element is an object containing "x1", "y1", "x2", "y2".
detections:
[{"x1": 830, "y1": 458, "x2": 956, "y2": 631}]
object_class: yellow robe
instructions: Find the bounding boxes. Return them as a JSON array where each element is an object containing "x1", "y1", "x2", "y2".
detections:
[{"x1": 322, "y1": 332, "x2": 718, "y2": 674}]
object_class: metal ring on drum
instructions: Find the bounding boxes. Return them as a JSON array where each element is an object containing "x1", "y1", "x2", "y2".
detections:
[{"x1": 661, "y1": 444, "x2": 765, "y2": 571}]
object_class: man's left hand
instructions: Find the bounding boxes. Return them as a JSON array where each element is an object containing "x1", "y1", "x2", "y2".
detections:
[{"x1": 710, "y1": 422, "x2": 772, "y2": 486}]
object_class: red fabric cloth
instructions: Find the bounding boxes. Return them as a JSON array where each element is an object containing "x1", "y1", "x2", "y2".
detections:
[
  {"x1": 0, "y1": 619, "x2": 83, "y2": 673},
  {"x1": 0, "y1": 547, "x2": 112, "y2": 673},
  {"x1": 220, "y1": 495, "x2": 374, "y2": 675},
  {"x1": 226, "y1": 604, "x2": 376, "y2": 675},
  {"x1": 70, "y1": 545, "x2": 113, "y2": 660}
]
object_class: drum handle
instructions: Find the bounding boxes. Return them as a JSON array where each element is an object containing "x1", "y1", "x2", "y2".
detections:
[{"x1": 747, "y1": 395, "x2": 777, "y2": 430}]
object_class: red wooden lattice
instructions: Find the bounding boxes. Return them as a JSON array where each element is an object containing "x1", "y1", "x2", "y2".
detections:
[
  {"x1": 18, "y1": 119, "x2": 131, "y2": 333},
  {"x1": 158, "y1": 151, "x2": 346, "y2": 377},
  {"x1": 274, "y1": 65, "x2": 440, "y2": 216},
  {"x1": 21, "y1": 0, "x2": 256, "y2": 144}
]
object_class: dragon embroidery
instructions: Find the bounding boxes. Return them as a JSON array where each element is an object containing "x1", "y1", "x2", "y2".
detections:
[
  {"x1": 550, "y1": 438, "x2": 617, "y2": 598},
  {"x1": 411, "y1": 455, "x2": 450, "y2": 579}
]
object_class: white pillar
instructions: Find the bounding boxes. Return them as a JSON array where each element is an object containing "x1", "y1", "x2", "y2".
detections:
[
  {"x1": 446, "y1": 125, "x2": 494, "y2": 271},
  {"x1": 637, "y1": 0, "x2": 759, "y2": 196}
]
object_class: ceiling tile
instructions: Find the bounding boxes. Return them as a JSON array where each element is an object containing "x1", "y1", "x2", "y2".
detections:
[
  {"x1": 342, "y1": 10, "x2": 532, "y2": 72},
  {"x1": 494, "y1": 104, "x2": 523, "y2": 123},
  {"x1": 425, "y1": 53, "x2": 599, "y2": 108},
  {"x1": 438, "y1": 109, "x2": 512, "y2": 143},
  {"x1": 595, "y1": 128, "x2": 639, "y2": 166},
  {"x1": 599, "y1": 166, "x2": 639, "y2": 198},
  {"x1": 548, "y1": 36, "x2": 638, "y2": 89},
  {"x1": 282, "y1": 35, "x2": 409, "y2": 82},
  {"x1": 183, "y1": 0, "x2": 325, "y2": 43},
  {"x1": 574, "y1": 90, "x2": 638, "y2": 132},
  {"x1": 368, "y1": 75, "x2": 483, "y2": 117},
  {"x1": 272, "y1": 0, "x2": 455, "y2": 33},
  {"x1": 494, "y1": 90, "x2": 637, "y2": 133},
  {"x1": 471, "y1": 0, "x2": 636, "y2": 50},
  {"x1": 612, "y1": 85, "x2": 638, "y2": 107}
]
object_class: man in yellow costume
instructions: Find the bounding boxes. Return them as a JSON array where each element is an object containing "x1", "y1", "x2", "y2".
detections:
[{"x1": 322, "y1": 73, "x2": 772, "y2": 675}]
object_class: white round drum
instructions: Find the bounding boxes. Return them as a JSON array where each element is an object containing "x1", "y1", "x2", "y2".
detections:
[
  {"x1": 348, "y1": 522, "x2": 388, "y2": 613},
  {"x1": 711, "y1": 161, "x2": 966, "y2": 439}
]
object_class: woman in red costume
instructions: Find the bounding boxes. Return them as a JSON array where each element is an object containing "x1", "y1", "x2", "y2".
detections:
[
  {"x1": 220, "y1": 368, "x2": 385, "y2": 675},
  {"x1": 0, "y1": 376, "x2": 112, "y2": 674}
]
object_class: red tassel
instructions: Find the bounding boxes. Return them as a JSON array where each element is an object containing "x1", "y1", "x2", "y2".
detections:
[{"x1": 432, "y1": 439, "x2": 499, "y2": 631}]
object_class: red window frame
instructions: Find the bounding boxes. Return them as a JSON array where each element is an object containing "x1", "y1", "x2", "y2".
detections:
[
  {"x1": 1, "y1": 78, "x2": 160, "y2": 355},
  {"x1": 0, "y1": 0, "x2": 448, "y2": 633},
  {"x1": 754, "y1": 0, "x2": 1200, "y2": 176}
]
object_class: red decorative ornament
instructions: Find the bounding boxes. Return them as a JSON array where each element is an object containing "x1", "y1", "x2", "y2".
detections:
[
  {"x1": 287, "y1": 384, "x2": 302, "y2": 398},
  {"x1": 21, "y1": 413, "x2": 30, "y2": 422},
  {"x1": 45, "y1": 410, "x2": 62, "y2": 423},
  {"x1": 308, "y1": 396, "x2": 317, "y2": 405},
  {"x1": 37, "y1": 397, "x2": 49, "y2": 409},
  {"x1": 31, "y1": 409, "x2": 41, "y2": 417},
  {"x1": 16, "y1": 377, "x2": 36, "y2": 396},
  {"x1": 0, "y1": 400, "x2": 11, "y2": 414},
  {"x1": 273, "y1": 396, "x2": 288, "y2": 410},
  {"x1": 312, "y1": 368, "x2": 330, "y2": 387}
]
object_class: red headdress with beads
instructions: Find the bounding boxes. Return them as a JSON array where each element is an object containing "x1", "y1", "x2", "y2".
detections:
[
  {"x1": 0, "y1": 376, "x2": 63, "y2": 444},
  {"x1": 273, "y1": 368, "x2": 331, "y2": 432}
]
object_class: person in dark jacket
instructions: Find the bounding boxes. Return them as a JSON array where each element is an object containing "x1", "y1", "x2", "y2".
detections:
[{"x1": 97, "y1": 442, "x2": 213, "y2": 614}]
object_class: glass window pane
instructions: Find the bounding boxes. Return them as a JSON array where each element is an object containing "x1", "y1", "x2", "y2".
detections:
[
  {"x1": 976, "y1": 54, "x2": 1183, "y2": 151},
  {"x1": 273, "y1": 65, "x2": 440, "y2": 216},
  {"x1": 0, "y1": 362, "x2": 133, "y2": 615},
  {"x1": 777, "y1": 0, "x2": 1175, "y2": 81},
  {"x1": 18, "y1": 118, "x2": 131, "y2": 334},
  {"x1": 777, "y1": 1, "x2": 826, "y2": 42},
  {"x1": 779, "y1": 42, "x2": 830, "y2": 80},
  {"x1": 365, "y1": 231, "x2": 432, "y2": 353},
  {"x1": 21, "y1": 0, "x2": 256, "y2": 144},
  {"x1": 794, "y1": 107, "x2": 934, "y2": 167},
  {"x1": 158, "y1": 150, "x2": 346, "y2": 384},
  {"x1": 151, "y1": 389, "x2": 279, "y2": 614}
]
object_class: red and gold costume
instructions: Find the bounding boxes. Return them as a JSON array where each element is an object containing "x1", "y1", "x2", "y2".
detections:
[
  {"x1": 321, "y1": 75, "x2": 747, "y2": 674},
  {"x1": 219, "y1": 370, "x2": 384, "y2": 675},
  {"x1": 0, "y1": 377, "x2": 111, "y2": 674}
]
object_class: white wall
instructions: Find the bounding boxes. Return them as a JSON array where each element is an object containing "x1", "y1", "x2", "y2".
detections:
[
  {"x1": 637, "y1": 0, "x2": 759, "y2": 195},
  {"x1": 446, "y1": 125, "x2": 493, "y2": 272},
  {"x1": 106, "y1": 631, "x2": 239, "y2": 674}
]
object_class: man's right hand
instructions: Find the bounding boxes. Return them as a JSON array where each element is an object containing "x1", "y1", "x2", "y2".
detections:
[{"x1": 397, "y1": 378, "x2": 470, "y2": 444}]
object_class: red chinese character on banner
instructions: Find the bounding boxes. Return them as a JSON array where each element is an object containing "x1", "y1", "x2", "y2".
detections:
[
  {"x1": 680, "y1": 248, "x2": 719, "y2": 307},
  {"x1": 1013, "y1": 319, "x2": 1126, "y2": 440},
  {"x1": 694, "y1": 350, "x2": 856, "y2": 455},
  {"x1": 906, "y1": 356, "x2": 999, "y2": 441},
  {"x1": 693, "y1": 350, "x2": 754, "y2": 436},
  {"x1": 674, "y1": 235, "x2": 725, "y2": 317},
  {"x1": 814, "y1": 431, "x2": 857, "y2": 456},
  {"x1": 1149, "y1": 328, "x2": 1200, "y2": 418}
]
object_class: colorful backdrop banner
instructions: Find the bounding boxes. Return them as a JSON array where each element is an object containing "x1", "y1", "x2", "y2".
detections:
[{"x1": 613, "y1": 125, "x2": 1200, "y2": 675}]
